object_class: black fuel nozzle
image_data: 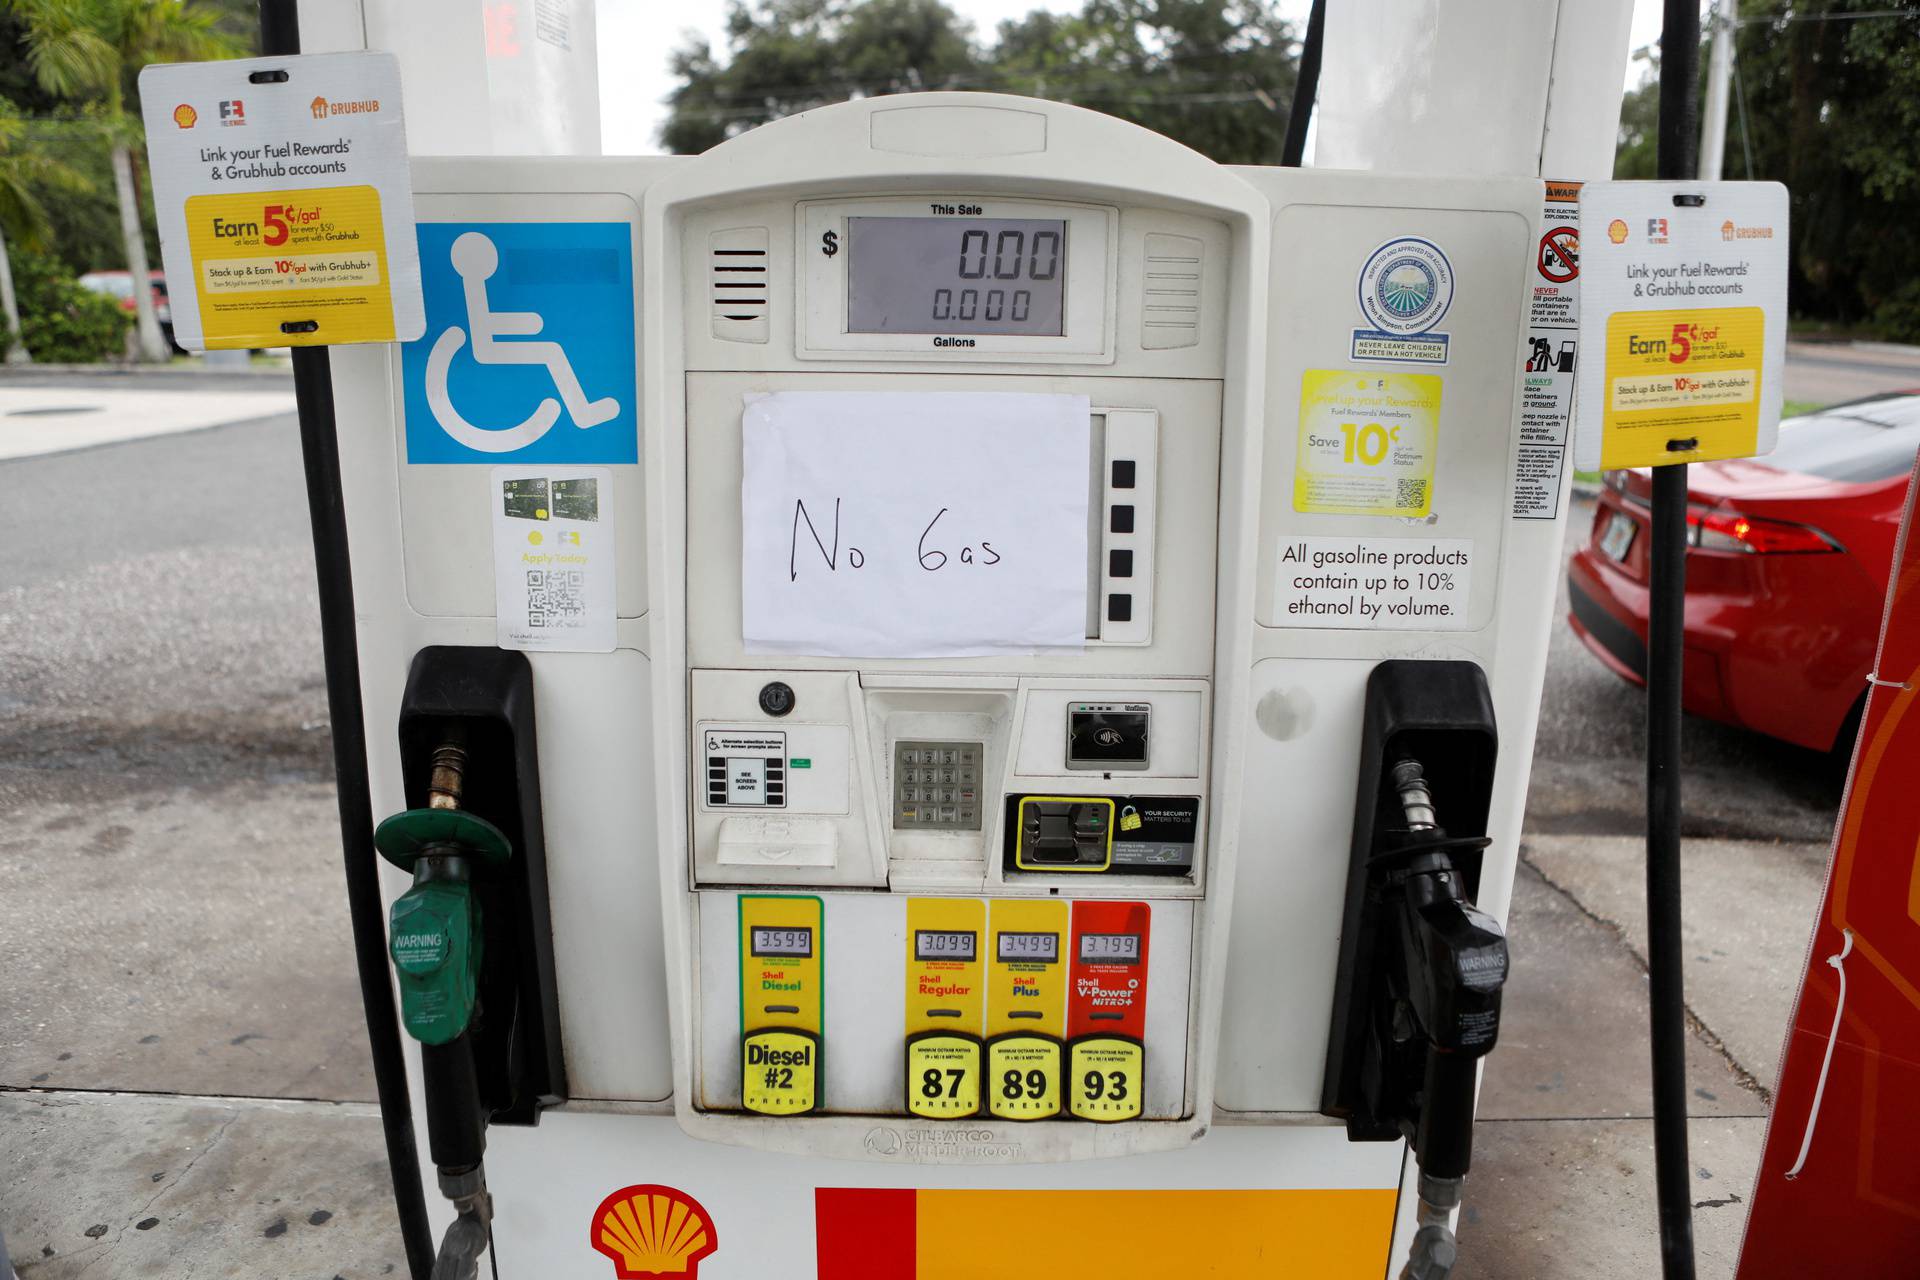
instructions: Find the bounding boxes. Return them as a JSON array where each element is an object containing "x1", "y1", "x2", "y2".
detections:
[{"x1": 1380, "y1": 757, "x2": 1509, "y2": 1280}]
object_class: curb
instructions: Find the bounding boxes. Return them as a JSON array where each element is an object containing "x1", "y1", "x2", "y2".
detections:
[{"x1": 0, "y1": 361, "x2": 292, "y2": 377}]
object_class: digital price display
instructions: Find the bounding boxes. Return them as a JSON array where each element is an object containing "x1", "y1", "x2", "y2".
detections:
[
  {"x1": 915, "y1": 929, "x2": 978, "y2": 962},
  {"x1": 1078, "y1": 932, "x2": 1142, "y2": 965},
  {"x1": 996, "y1": 931, "x2": 1060, "y2": 964},
  {"x1": 750, "y1": 926, "x2": 813, "y2": 958},
  {"x1": 847, "y1": 217, "x2": 1067, "y2": 336}
]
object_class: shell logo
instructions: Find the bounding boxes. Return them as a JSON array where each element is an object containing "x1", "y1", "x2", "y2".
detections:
[
  {"x1": 590, "y1": 1184, "x2": 718, "y2": 1278},
  {"x1": 1607, "y1": 218, "x2": 1629, "y2": 245},
  {"x1": 172, "y1": 103, "x2": 197, "y2": 129}
]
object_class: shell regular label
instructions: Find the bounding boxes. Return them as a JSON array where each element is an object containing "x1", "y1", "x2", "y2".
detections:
[
  {"x1": 1294, "y1": 370, "x2": 1440, "y2": 517},
  {"x1": 1600, "y1": 306, "x2": 1765, "y2": 467},
  {"x1": 986, "y1": 899, "x2": 1068, "y2": 1120},
  {"x1": 904, "y1": 899, "x2": 985, "y2": 1119}
]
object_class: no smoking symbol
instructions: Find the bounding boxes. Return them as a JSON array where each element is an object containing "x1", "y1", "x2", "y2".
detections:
[{"x1": 1538, "y1": 226, "x2": 1579, "y2": 283}]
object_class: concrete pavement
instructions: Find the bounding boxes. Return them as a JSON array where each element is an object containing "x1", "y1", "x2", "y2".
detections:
[{"x1": 0, "y1": 384, "x2": 294, "y2": 460}]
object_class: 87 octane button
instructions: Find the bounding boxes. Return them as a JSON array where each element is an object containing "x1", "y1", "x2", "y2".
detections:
[{"x1": 906, "y1": 1032, "x2": 983, "y2": 1119}]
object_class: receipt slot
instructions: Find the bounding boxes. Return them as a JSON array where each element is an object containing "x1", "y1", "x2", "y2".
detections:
[{"x1": 317, "y1": 71, "x2": 1618, "y2": 1278}]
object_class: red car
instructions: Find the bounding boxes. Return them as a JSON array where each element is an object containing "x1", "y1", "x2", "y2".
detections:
[{"x1": 1568, "y1": 391, "x2": 1920, "y2": 754}]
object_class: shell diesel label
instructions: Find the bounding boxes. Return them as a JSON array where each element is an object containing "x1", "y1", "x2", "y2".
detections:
[
  {"x1": 590, "y1": 1184, "x2": 718, "y2": 1278},
  {"x1": 985, "y1": 898, "x2": 1068, "y2": 1120},
  {"x1": 904, "y1": 898, "x2": 986, "y2": 1119},
  {"x1": 1066, "y1": 900, "x2": 1150, "y2": 1121},
  {"x1": 739, "y1": 895, "x2": 823, "y2": 1115}
]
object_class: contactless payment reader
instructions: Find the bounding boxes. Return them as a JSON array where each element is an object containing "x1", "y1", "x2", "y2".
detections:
[{"x1": 312, "y1": 34, "x2": 1629, "y2": 1269}]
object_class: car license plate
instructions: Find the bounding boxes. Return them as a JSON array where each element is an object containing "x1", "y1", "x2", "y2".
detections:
[{"x1": 1600, "y1": 511, "x2": 1637, "y2": 562}]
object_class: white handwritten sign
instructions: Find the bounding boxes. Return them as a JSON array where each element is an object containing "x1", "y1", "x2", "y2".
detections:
[{"x1": 742, "y1": 391, "x2": 1090, "y2": 657}]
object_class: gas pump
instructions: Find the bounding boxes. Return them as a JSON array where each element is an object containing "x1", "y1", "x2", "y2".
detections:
[{"x1": 297, "y1": 49, "x2": 1627, "y2": 1272}]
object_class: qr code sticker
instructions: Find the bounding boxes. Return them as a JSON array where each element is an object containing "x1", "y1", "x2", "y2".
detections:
[
  {"x1": 1397, "y1": 478, "x2": 1429, "y2": 511},
  {"x1": 526, "y1": 569, "x2": 586, "y2": 628}
]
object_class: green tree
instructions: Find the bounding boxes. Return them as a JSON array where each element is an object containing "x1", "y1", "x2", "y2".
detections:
[
  {"x1": 1618, "y1": 2, "x2": 1920, "y2": 339},
  {"x1": 663, "y1": 0, "x2": 1300, "y2": 164},
  {"x1": 5, "y1": 0, "x2": 241, "y2": 361},
  {"x1": 665, "y1": 0, "x2": 982, "y2": 155},
  {"x1": 0, "y1": 98, "x2": 92, "y2": 361},
  {"x1": 1736, "y1": 0, "x2": 1920, "y2": 337}
]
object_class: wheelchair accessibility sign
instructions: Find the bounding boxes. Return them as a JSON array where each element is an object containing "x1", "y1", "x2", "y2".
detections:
[{"x1": 403, "y1": 222, "x2": 637, "y2": 464}]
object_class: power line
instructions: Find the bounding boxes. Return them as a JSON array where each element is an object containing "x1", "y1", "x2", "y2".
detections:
[{"x1": 1737, "y1": 6, "x2": 1919, "y2": 23}]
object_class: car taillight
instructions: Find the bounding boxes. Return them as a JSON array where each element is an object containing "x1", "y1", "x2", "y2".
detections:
[{"x1": 1688, "y1": 507, "x2": 1842, "y2": 554}]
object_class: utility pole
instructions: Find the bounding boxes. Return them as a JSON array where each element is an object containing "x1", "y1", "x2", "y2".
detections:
[{"x1": 1699, "y1": 0, "x2": 1735, "y2": 180}]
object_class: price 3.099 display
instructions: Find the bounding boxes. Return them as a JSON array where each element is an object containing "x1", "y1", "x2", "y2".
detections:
[{"x1": 847, "y1": 217, "x2": 1067, "y2": 337}]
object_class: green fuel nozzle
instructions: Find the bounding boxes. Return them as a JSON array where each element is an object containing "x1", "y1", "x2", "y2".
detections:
[
  {"x1": 374, "y1": 739, "x2": 512, "y2": 1280},
  {"x1": 375, "y1": 744, "x2": 512, "y2": 1046}
]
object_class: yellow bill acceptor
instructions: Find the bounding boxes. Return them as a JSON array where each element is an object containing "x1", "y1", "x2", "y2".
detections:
[{"x1": 317, "y1": 41, "x2": 1626, "y2": 1273}]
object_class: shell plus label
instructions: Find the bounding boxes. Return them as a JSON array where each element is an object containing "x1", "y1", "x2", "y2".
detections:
[
  {"x1": 986, "y1": 899, "x2": 1068, "y2": 1120},
  {"x1": 1067, "y1": 900, "x2": 1149, "y2": 1122},
  {"x1": 1294, "y1": 370, "x2": 1440, "y2": 518},
  {"x1": 739, "y1": 896, "x2": 823, "y2": 1116},
  {"x1": 140, "y1": 52, "x2": 422, "y2": 349}
]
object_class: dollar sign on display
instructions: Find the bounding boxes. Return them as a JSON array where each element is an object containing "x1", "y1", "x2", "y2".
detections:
[{"x1": 821, "y1": 230, "x2": 839, "y2": 257}]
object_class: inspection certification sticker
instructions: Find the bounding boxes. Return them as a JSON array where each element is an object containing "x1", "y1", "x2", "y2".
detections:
[
  {"x1": 1294, "y1": 370, "x2": 1440, "y2": 517},
  {"x1": 1350, "y1": 236, "x2": 1453, "y2": 364},
  {"x1": 1575, "y1": 181, "x2": 1787, "y2": 469},
  {"x1": 139, "y1": 52, "x2": 423, "y2": 349}
]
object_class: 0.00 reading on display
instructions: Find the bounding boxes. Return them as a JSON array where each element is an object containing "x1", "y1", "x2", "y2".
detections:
[{"x1": 846, "y1": 216, "x2": 1068, "y2": 337}]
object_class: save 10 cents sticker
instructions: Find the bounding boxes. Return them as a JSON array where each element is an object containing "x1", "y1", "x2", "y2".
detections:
[{"x1": 1293, "y1": 369, "x2": 1441, "y2": 518}]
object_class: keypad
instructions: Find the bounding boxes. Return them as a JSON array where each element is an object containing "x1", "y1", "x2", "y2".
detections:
[{"x1": 894, "y1": 741, "x2": 984, "y2": 830}]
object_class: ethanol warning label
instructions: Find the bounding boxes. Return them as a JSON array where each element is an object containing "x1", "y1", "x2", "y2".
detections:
[{"x1": 1272, "y1": 536, "x2": 1473, "y2": 630}]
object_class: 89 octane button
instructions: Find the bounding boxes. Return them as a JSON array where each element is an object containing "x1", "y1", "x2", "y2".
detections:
[
  {"x1": 1067, "y1": 1037, "x2": 1143, "y2": 1121},
  {"x1": 987, "y1": 1035, "x2": 1063, "y2": 1120}
]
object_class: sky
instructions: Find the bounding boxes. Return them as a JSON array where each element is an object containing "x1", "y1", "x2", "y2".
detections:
[{"x1": 597, "y1": 0, "x2": 1671, "y2": 155}]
